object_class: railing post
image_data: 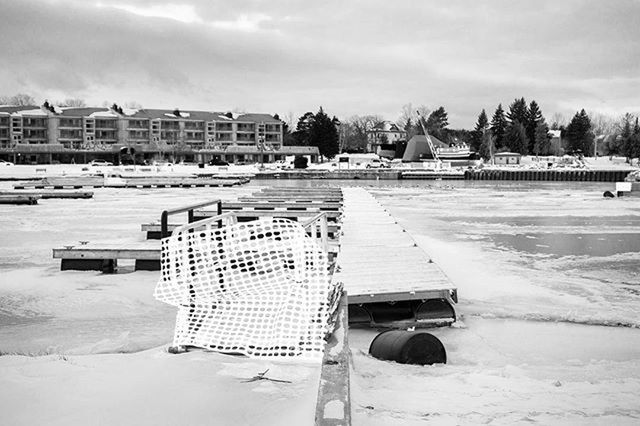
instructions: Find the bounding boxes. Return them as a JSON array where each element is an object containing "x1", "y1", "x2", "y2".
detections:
[
  {"x1": 217, "y1": 200, "x2": 223, "y2": 228},
  {"x1": 160, "y1": 210, "x2": 169, "y2": 239},
  {"x1": 320, "y1": 215, "x2": 329, "y2": 252}
]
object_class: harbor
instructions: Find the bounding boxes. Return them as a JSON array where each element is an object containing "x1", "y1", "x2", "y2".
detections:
[{"x1": 1, "y1": 178, "x2": 640, "y2": 424}]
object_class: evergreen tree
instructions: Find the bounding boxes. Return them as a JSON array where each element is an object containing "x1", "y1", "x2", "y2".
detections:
[
  {"x1": 504, "y1": 122, "x2": 528, "y2": 154},
  {"x1": 490, "y1": 104, "x2": 507, "y2": 149},
  {"x1": 565, "y1": 109, "x2": 595, "y2": 155},
  {"x1": 507, "y1": 97, "x2": 528, "y2": 125},
  {"x1": 471, "y1": 109, "x2": 489, "y2": 152},
  {"x1": 621, "y1": 115, "x2": 640, "y2": 159},
  {"x1": 308, "y1": 107, "x2": 340, "y2": 159},
  {"x1": 630, "y1": 118, "x2": 640, "y2": 159},
  {"x1": 293, "y1": 112, "x2": 315, "y2": 145},
  {"x1": 533, "y1": 120, "x2": 550, "y2": 156},
  {"x1": 426, "y1": 106, "x2": 449, "y2": 140},
  {"x1": 526, "y1": 100, "x2": 544, "y2": 154}
]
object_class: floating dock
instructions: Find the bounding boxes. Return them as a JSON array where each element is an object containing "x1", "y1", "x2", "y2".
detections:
[
  {"x1": 0, "y1": 190, "x2": 93, "y2": 199},
  {"x1": 0, "y1": 194, "x2": 39, "y2": 205},
  {"x1": 53, "y1": 190, "x2": 345, "y2": 272},
  {"x1": 334, "y1": 187, "x2": 457, "y2": 327},
  {"x1": 14, "y1": 176, "x2": 249, "y2": 189}
]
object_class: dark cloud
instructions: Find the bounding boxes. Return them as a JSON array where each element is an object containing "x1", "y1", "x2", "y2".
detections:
[{"x1": 0, "y1": 0, "x2": 638, "y2": 126}]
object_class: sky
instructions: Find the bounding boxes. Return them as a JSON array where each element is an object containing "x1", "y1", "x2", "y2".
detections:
[{"x1": 0, "y1": 0, "x2": 639, "y2": 128}]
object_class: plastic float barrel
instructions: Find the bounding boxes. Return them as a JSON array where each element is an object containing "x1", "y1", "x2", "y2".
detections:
[{"x1": 369, "y1": 330, "x2": 446, "y2": 365}]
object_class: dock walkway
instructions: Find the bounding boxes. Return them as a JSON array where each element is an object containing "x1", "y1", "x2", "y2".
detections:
[{"x1": 334, "y1": 187, "x2": 457, "y2": 327}]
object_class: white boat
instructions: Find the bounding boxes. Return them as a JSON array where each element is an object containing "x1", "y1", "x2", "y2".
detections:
[{"x1": 436, "y1": 143, "x2": 474, "y2": 160}]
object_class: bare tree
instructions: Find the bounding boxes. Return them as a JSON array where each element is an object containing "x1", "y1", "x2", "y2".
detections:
[
  {"x1": 397, "y1": 103, "x2": 430, "y2": 140},
  {"x1": 341, "y1": 114, "x2": 384, "y2": 152},
  {"x1": 57, "y1": 98, "x2": 87, "y2": 107},
  {"x1": 283, "y1": 111, "x2": 296, "y2": 129},
  {"x1": 124, "y1": 101, "x2": 143, "y2": 109},
  {"x1": 589, "y1": 111, "x2": 617, "y2": 135},
  {"x1": 1, "y1": 93, "x2": 36, "y2": 106},
  {"x1": 550, "y1": 112, "x2": 567, "y2": 130}
]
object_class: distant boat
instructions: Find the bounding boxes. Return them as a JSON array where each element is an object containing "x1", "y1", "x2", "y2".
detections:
[{"x1": 435, "y1": 143, "x2": 474, "y2": 160}]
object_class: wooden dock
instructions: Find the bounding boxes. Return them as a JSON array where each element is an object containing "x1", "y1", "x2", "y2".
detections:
[
  {"x1": 333, "y1": 187, "x2": 457, "y2": 327},
  {"x1": 53, "y1": 190, "x2": 345, "y2": 272},
  {"x1": 0, "y1": 194, "x2": 39, "y2": 205},
  {"x1": 14, "y1": 176, "x2": 249, "y2": 190},
  {"x1": 53, "y1": 241, "x2": 161, "y2": 272},
  {"x1": 0, "y1": 190, "x2": 93, "y2": 199}
]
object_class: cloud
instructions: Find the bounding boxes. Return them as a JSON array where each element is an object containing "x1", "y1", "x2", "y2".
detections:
[
  {"x1": 98, "y1": 2, "x2": 201, "y2": 24},
  {"x1": 0, "y1": 0, "x2": 639, "y2": 126}
]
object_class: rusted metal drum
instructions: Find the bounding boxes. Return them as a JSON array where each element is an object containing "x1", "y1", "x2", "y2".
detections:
[{"x1": 369, "y1": 330, "x2": 446, "y2": 365}]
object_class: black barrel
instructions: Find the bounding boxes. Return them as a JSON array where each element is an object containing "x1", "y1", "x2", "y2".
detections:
[{"x1": 369, "y1": 330, "x2": 446, "y2": 365}]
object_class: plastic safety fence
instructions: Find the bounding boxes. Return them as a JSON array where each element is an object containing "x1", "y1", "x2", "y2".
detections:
[{"x1": 154, "y1": 218, "x2": 332, "y2": 359}]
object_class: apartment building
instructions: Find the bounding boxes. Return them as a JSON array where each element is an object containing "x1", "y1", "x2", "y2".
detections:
[{"x1": 0, "y1": 104, "x2": 317, "y2": 164}]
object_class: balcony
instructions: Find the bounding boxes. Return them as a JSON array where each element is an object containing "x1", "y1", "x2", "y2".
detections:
[
  {"x1": 59, "y1": 119, "x2": 82, "y2": 128},
  {"x1": 95, "y1": 120, "x2": 117, "y2": 129},
  {"x1": 215, "y1": 134, "x2": 233, "y2": 142},
  {"x1": 216, "y1": 124, "x2": 233, "y2": 132},
  {"x1": 127, "y1": 120, "x2": 149, "y2": 130},
  {"x1": 237, "y1": 124, "x2": 255, "y2": 132},
  {"x1": 184, "y1": 122, "x2": 204, "y2": 130},
  {"x1": 23, "y1": 119, "x2": 47, "y2": 128}
]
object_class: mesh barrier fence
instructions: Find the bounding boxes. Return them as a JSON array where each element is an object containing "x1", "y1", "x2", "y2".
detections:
[{"x1": 154, "y1": 217, "x2": 332, "y2": 359}]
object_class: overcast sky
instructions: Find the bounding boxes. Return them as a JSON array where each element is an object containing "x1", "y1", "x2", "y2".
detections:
[{"x1": 1, "y1": 0, "x2": 639, "y2": 127}]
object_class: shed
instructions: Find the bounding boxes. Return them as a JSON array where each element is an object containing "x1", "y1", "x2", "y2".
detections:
[{"x1": 493, "y1": 152, "x2": 522, "y2": 165}]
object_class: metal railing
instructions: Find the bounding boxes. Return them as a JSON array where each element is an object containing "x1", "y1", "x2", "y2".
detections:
[
  {"x1": 169, "y1": 211, "x2": 238, "y2": 236},
  {"x1": 160, "y1": 199, "x2": 222, "y2": 238},
  {"x1": 301, "y1": 212, "x2": 329, "y2": 253}
]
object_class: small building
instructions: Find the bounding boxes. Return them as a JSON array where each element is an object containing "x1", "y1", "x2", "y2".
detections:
[{"x1": 493, "y1": 152, "x2": 522, "y2": 165}]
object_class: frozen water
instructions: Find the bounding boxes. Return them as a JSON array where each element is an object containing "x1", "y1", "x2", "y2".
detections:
[
  {"x1": 350, "y1": 180, "x2": 640, "y2": 424},
  {"x1": 1, "y1": 177, "x2": 639, "y2": 424}
]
